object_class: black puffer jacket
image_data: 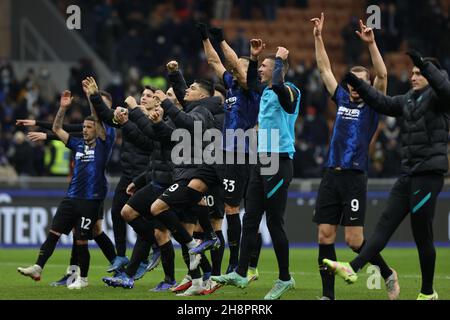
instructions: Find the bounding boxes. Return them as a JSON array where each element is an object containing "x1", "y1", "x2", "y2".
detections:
[
  {"x1": 208, "y1": 96, "x2": 225, "y2": 131},
  {"x1": 128, "y1": 107, "x2": 174, "y2": 187},
  {"x1": 156, "y1": 96, "x2": 222, "y2": 168},
  {"x1": 352, "y1": 62, "x2": 450, "y2": 175},
  {"x1": 90, "y1": 93, "x2": 152, "y2": 180}
]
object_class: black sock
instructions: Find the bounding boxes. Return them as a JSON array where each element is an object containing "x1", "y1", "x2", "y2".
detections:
[
  {"x1": 160, "y1": 241, "x2": 175, "y2": 282},
  {"x1": 249, "y1": 232, "x2": 262, "y2": 268},
  {"x1": 192, "y1": 205, "x2": 215, "y2": 239},
  {"x1": 193, "y1": 231, "x2": 204, "y2": 240},
  {"x1": 69, "y1": 234, "x2": 78, "y2": 266},
  {"x1": 353, "y1": 240, "x2": 392, "y2": 279},
  {"x1": 181, "y1": 243, "x2": 201, "y2": 279},
  {"x1": 193, "y1": 233, "x2": 211, "y2": 273},
  {"x1": 185, "y1": 186, "x2": 205, "y2": 206},
  {"x1": 36, "y1": 232, "x2": 60, "y2": 268},
  {"x1": 94, "y1": 232, "x2": 116, "y2": 263},
  {"x1": 111, "y1": 205, "x2": 128, "y2": 257},
  {"x1": 211, "y1": 230, "x2": 225, "y2": 276},
  {"x1": 264, "y1": 211, "x2": 290, "y2": 281},
  {"x1": 200, "y1": 252, "x2": 212, "y2": 275},
  {"x1": 77, "y1": 244, "x2": 90, "y2": 277},
  {"x1": 226, "y1": 214, "x2": 241, "y2": 266},
  {"x1": 128, "y1": 215, "x2": 155, "y2": 243},
  {"x1": 157, "y1": 211, "x2": 192, "y2": 244},
  {"x1": 417, "y1": 243, "x2": 436, "y2": 295},
  {"x1": 126, "y1": 235, "x2": 151, "y2": 278},
  {"x1": 319, "y1": 243, "x2": 336, "y2": 300}
]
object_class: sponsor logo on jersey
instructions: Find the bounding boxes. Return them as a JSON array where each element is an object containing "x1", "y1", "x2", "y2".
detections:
[
  {"x1": 337, "y1": 106, "x2": 361, "y2": 120},
  {"x1": 75, "y1": 148, "x2": 95, "y2": 162},
  {"x1": 225, "y1": 96, "x2": 237, "y2": 109}
]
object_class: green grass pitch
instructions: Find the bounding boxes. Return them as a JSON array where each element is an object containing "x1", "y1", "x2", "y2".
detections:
[{"x1": 1, "y1": 247, "x2": 449, "y2": 300}]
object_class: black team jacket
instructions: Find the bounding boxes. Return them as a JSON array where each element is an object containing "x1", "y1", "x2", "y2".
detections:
[
  {"x1": 128, "y1": 107, "x2": 174, "y2": 188},
  {"x1": 89, "y1": 93, "x2": 152, "y2": 181},
  {"x1": 349, "y1": 62, "x2": 450, "y2": 175}
]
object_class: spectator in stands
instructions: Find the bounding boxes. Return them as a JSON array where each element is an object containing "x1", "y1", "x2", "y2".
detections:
[
  {"x1": 0, "y1": 141, "x2": 17, "y2": 182},
  {"x1": 115, "y1": 28, "x2": 144, "y2": 73},
  {"x1": 214, "y1": 0, "x2": 233, "y2": 20},
  {"x1": 7, "y1": 131, "x2": 36, "y2": 176},
  {"x1": 378, "y1": 117, "x2": 401, "y2": 177},
  {"x1": 342, "y1": 17, "x2": 363, "y2": 65},
  {"x1": 238, "y1": 0, "x2": 278, "y2": 21},
  {"x1": 105, "y1": 72, "x2": 126, "y2": 107},
  {"x1": 301, "y1": 105, "x2": 329, "y2": 147},
  {"x1": 387, "y1": 70, "x2": 410, "y2": 96},
  {"x1": 231, "y1": 28, "x2": 250, "y2": 57},
  {"x1": 262, "y1": 0, "x2": 278, "y2": 21},
  {"x1": 304, "y1": 64, "x2": 328, "y2": 114}
]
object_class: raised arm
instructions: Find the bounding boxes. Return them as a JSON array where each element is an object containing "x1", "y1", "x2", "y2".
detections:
[
  {"x1": 27, "y1": 131, "x2": 49, "y2": 142},
  {"x1": 149, "y1": 107, "x2": 177, "y2": 145},
  {"x1": 247, "y1": 39, "x2": 266, "y2": 94},
  {"x1": 27, "y1": 131, "x2": 82, "y2": 142},
  {"x1": 167, "y1": 61, "x2": 188, "y2": 108},
  {"x1": 16, "y1": 119, "x2": 82, "y2": 132},
  {"x1": 128, "y1": 106, "x2": 160, "y2": 140},
  {"x1": 407, "y1": 50, "x2": 450, "y2": 110},
  {"x1": 344, "y1": 72, "x2": 404, "y2": 117},
  {"x1": 154, "y1": 90, "x2": 213, "y2": 133},
  {"x1": 131, "y1": 171, "x2": 149, "y2": 192},
  {"x1": 356, "y1": 20, "x2": 387, "y2": 94},
  {"x1": 113, "y1": 107, "x2": 154, "y2": 151},
  {"x1": 196, "y1": 23, "x2": 227, "y2": 80},
  {"x1": 272, "y1": 47, "x2": 300, "y2": 114},
  {"x1": 52, "y1": 90, "x2": 72, "y2": 145},
  {"x1": 82, "y1": 78, "x2": 102, "y2": 127},
  {"x1": 122, "y1": 121, "x2": 153, "y2": 151},
  {"x1": 311, "y1": 12, "x2": 338, "y2": 96},
  {"x1": 82, "y1": 77, "x2": 107, "y2": 140},
  {"x1": 209, "y1": 26, "x2": 247, "y2": 88}
]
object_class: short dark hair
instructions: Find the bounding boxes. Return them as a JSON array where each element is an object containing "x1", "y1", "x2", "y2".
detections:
[
  {"x1": 350, "y1": 66, "x2": 371, "y2": 81},
  {"x1": 195, "y1": 79, "x2": 215, "y2": 97},
  {"x1": 265, "y1": 54, "x2": 289, "y2": 74},
  {"x1": 84, "y1": 115, "x2": 97, "y2": 123},
  {"x1": 215, "y1": 83, "x2": 227, "y2": 98},
  {"x1": 98, "y1": 90, "x2": 112, "y2": 104},
  {"x1": 144, "y1": 85, "x2": 157, "y2": 92},
  {"x1": 423, "y1": 57, "x2": 443, "y2": 70}
]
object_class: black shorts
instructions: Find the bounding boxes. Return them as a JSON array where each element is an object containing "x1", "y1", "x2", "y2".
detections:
[
  {"x1": 156, "y1": 179, "x2": 198, "y2": 224},
  {"x1": 159, "y1": 164, "x2": 222, "y2": 206},
  {"x1": 222, "y1": 162, "x2": 251, "y2": 207},
  {"x1": 158, "y1": 179, "x2": 191, "y2": 211},
  {"x1": 189, "y1": 165, "x2": 222, "y2": 188},
  {"x1": 51, "y1": 197, "x2": 102, "y2": 240},
  {"x1": 176, "y1": 209, "x2": 198, "y2": 225},
  {"x1": 205, "y1": 183, "x2": 225, "y2": 220},
  {"x1": 313, "y1": 169, "x2": 367, "y2": 227},
  {"x1": 127, "y1": 182, "x2": 168, "y2": 219}
]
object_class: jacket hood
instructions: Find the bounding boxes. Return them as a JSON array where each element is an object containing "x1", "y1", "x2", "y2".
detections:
[{"x1": 185, "y1": 96, "x2": 223, "y2": 115}]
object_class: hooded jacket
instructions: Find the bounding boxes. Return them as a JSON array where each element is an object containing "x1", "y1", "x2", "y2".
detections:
[{"x1": 351, "y1": 62, "x2": 450, "y2": 175}]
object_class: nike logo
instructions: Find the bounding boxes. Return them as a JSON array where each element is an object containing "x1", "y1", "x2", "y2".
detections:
[{"x1": 350, "y1": 217, "x2": 358, "y2": 221}]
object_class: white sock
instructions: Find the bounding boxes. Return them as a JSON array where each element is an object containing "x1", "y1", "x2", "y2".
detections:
[{"x1": 192, "y1": 278, "x2": 202, "y2": 288}]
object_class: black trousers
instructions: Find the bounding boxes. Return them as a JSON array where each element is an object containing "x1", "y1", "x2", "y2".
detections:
[
  {"x1": 352, "y1": 173, "x2": 444, "y2": 292},
  {"x1": 238, "y1": 157, "x2": 293, "y2": 280}
]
